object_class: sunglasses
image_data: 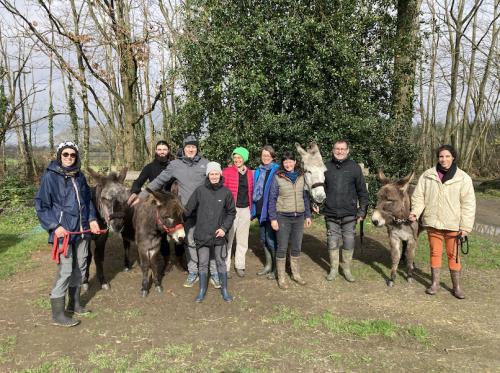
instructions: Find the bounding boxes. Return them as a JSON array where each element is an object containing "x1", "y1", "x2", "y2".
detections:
[{"x1": 61, "y1": 152, "x2": 77, "y2": 159}]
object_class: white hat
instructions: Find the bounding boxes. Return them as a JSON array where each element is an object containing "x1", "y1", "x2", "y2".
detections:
[{"x1": 206, "y1": 161, "x2": 222, "y2": 175}]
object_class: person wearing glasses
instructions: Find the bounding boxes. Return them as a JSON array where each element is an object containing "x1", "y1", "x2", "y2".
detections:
[
  {"x1": 35, "y1": 141, "x2": 101, "y2": 327},
  {"x1": 322, "y1": 140, "x2": 368, "y2": 283}
]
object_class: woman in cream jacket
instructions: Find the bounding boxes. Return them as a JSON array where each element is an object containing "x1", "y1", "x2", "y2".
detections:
[{"x1": 409, "y1": 145, "x2": 475, "y2": 299}]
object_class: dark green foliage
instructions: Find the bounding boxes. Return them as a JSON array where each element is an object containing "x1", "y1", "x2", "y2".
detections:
[
  {"x1": 0, "y1": 175, "x2": 37, "y2": 207},
  {"x1": 176, "y1": 0, "x2": 416, "y2": 174}
]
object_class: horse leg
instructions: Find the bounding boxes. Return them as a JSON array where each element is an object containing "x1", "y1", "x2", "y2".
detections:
[
  {"x1": 138, "y1": 250, "x2": 150, "y2": 297},
  {"x1": 123, "y1": 238, "x2": 131, "y2": 271},
  {"x1": 94, "y1": 234, "x2": 109, "y2": 289},
  {"x1": 387, "y1": 237, "x2": 401, "y2": 287},
  {"x1": 405, "y1": 239, "x2": 417, "y2": 283},
  {"x1": 150, "y1": 250, "x2": 163, "y2": 293}
]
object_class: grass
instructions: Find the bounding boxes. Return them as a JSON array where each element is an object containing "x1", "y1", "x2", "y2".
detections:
[
  {"x1": 0, "y1": 336, "x2": 16, "y2": 363},
  {"x1": 0, "y1": 206, "x2": 47, "y2": 279},
  {"x1": 267, "y1": 305, "x2": 430, "y2": 343}
]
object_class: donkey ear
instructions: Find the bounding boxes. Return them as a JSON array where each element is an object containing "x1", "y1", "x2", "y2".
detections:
[
  {"x1": 397, "y1": 171, "x2": 415, "y2": 191},
  {"x1": 87, "y1": 167, "x2": 104, "y2": 184},
  {"x1": 118, "y1": 167, "x2": 128, "y2": 183},
  {"x1": 149, "y1": 190, "x2": 164, "y2": 206},
  {"x1": 378, "y1": 169, "x2": 390, "y2": 185},
  {"x1": 295, "y1": 143, "x2": 308, "y2": 157},
  {"x1": 308, "y1": 142, "x2": 320, "y2": 156}
]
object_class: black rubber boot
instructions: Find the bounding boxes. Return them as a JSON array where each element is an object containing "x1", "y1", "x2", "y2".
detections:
[
  {"x1": 67, "y1": 287, "x2": 90, "y2": 315},
  {"x1": 195, "y1": 273, "x2": 208, "y2": 303},
  {"x1": 220, "y1": 272, "x2": 233, "y2": 302},
  {"x1": 51, "y1": 297, "x2": 80, "y2": 327},
  {"x1": 257, "y1": 246, "x2": 273, "y2": 276}
]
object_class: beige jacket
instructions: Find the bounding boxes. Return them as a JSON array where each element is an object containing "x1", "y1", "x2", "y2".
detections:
[{"x1": 411, "y1": 167, "x2": 476, "y2": 232}]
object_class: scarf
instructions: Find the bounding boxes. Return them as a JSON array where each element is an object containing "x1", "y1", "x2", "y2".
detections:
[
  {"x1": 436, "y1": 162, "x2": 457, "y2": 184},
  {"x1": 253, "y1": 162, "x2": 275, "y2": 202},
  {"x1": 285, "y1": 171, "x2": 299, "y2": 183}
]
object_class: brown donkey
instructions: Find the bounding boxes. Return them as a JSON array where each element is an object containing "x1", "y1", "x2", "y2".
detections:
[{"x1": 371, "y1": 171, "x2": 421, "y2": 287}]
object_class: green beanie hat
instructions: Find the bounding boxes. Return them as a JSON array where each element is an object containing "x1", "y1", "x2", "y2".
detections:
[{"x1": 232, "y1": 147, "x2": 249, "y2": 163}]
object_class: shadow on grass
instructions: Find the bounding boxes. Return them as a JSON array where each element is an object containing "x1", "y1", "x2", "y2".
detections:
[{"x1": 0, "y1": 234, "x2": 20, "y2": 254}]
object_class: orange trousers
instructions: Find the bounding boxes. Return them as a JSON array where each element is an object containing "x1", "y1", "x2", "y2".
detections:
[{"x1": 426, "y1": 227, "x2": 461, "y2": 271}]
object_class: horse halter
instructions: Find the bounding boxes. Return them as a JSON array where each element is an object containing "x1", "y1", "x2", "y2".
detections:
[
  {"x1": 306, "y1": 181, "x2": 326, "y2": 205},
  {"x1": 156, "y1": 210, "x2": 183, "y2": 235}
]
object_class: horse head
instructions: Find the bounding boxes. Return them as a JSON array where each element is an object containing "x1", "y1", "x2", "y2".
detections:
[
  {"x1": 87, "y1": 167, "x2": 130, "y2": 233},
  {"x1": 296, "y1": 142, "x2": 327, "y2": 204},
  {"x1": 149, "y1": 190, "x2": 186, "y2": 243},
  {"x1": 371, "y1": 170, "x2": 415, "y2": 227}
]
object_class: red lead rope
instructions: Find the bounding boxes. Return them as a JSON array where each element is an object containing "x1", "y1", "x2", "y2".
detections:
[
  {"x1": 156, "y1": 211, "x2": 184, "y2": 234},
  {"x1": 51, "y1": 229, "x2": 108, "y2": 264}
]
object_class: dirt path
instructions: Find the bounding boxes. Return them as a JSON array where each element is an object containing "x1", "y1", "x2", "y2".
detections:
[{"x1": 1, "y1": 219, "x2": 499, "y2": 372}]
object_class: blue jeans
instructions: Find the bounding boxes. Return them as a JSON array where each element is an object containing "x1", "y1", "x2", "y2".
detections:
[
  {"x1": 276, "y1": 214, "x2": 304, "y2": 259},
  {"x1": 259, "y1": 221, "x2": 277, "y2": 252}
]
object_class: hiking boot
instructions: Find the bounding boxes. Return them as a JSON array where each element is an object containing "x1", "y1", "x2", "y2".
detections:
[
  {"x1": 219, "y1": 272, "x2": 233, "y2": 302},
  {"x1": 235, "y1": 268, "x2": 245, "y2": 278},
  {"x1": 195, "y1": 273, "x2": 208, "y2": 303},
  {"x1": 210, "y1": 272, "x2": 221, "y2": 289},
  {"x1": 183, "y1": 272, "x2": 199, "y2": 288},
  {"x1": 341, "y1": 249, "x2": 356, "y2": 282},
  {"x1": 276, "y1": 257, "x2": 288, "y2": 290},
  {"x1": 257, "y1": 246, "x2": 273, "y2": 276},
  {"x1": 450, "y1": 270, "x2": 465, "y2": 299},
  {"x1": 67, "y1": 287, "x2": 90, "y2": 315},
  {"x1": 425, "y1": 268, "x2": 440, "y2": 295},
  {"x1": 326, "y1": 249, "x2": 339, "y2": 281},
  {"x1": 51, "y1": 297, "x2": 80, "y2": 327},
  {"x1": 290, "y1": 256, "x2": 306, "y2": 285}
]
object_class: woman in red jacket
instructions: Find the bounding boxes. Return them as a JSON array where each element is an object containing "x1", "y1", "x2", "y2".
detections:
[{"x1": 222, "y1": 147, "x2": 254, "y2": 277}]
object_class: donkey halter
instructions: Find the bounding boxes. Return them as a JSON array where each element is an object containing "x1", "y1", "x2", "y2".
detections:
[{"x1": 156, "y1": 210, "x2": 183, "y2": 234}]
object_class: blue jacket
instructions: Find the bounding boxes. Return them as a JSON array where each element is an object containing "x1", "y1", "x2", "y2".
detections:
[
  {"x1": 251, "y1": 162, "x2": 280, "y2": 223},
  {"x1": 35, "y1": 161, "x2": 97, "y2": 244}
]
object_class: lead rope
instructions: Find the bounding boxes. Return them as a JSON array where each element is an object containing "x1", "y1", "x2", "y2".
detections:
[{"x1": 455, "y1": 234, "x2": 469, "y2": 263}]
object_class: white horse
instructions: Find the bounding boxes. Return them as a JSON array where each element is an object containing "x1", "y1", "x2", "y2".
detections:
[{"x1": 296, "y1": 142, "x2": 327, "y2": 205}]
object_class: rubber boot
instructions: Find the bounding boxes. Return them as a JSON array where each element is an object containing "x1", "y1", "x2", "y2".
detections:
[
  {"x1": 257, "y1": 246, "x2": 273, "y2": 276},
  {"x1": 220, "y1": 272, "x2": 233, "y2": 302},
  {"x1": 326, "y1": 249, "x2": 339, "y2": 281},
  {"x1": 450, "y1": 270, "x2": 465, "y2": 299},
  {"x1": 67, "y1": 287, "x2": 90, "y2": 315},
  {"x1": 51, "y1": 297, "x2": 80, "y2": 327},
  {"x1": 195, "y1": 272, "x2": 208, "y2": 303},
  {"x1": 267, "y1": 250, "x2": 277, "y2": 280},
  {"x1": 276, "y1": 257, "x2": 288, "y2": 290},
  {"x1": 341, "y1": 249, "x2": 355, "y2": 282},
  {"x1": 290, "y1": 256, "x2": 306, "y2": 285},
  {"x1": 425, "y1": 268, "x2": 440, "y2": 295}
]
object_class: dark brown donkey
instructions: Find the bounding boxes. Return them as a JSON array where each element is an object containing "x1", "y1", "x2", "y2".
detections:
[
  {"x1": 134, "y1": 190, "x2": 185, "y2": 297},
  {"x1": 371, "y1": 171, "x2": 421, "y2": 287},
  {"x1": 85, "y1": 168, "x2": 133, "y2": 290}
]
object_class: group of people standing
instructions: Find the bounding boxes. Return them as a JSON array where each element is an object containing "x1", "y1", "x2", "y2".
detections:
[
  {"x1": 34, "y1": 135, "x2": 475, "y2": 328},
  {"x1": 133, "y1": 137, "x2": 370, "y2": 301}
]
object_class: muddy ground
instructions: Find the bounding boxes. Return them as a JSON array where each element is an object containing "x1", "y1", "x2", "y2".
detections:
[{"x1": 1, "y1": 209, "x2": 500, "y2": 372}]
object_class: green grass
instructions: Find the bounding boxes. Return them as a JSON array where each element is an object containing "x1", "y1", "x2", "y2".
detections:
[
  {"x1": 0, "y1": 335, "x2": 16, "y2": 363},
  {"x1": 0, "y1": 206, "x2": 47, "y2": 279},
  {"x1": 268, "y1": 305, "x2": 429, "y2": 343}
]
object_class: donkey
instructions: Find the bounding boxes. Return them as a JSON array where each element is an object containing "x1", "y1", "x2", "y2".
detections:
[
  {"x1": 134, "y1": 190, "x2": 185, "y2": 297},
  {"x1": 85, "y1": 167, "x2": 133, "y2": 290},
  {"x1": 296, "y1": 142, "x2": 327, "y2": 206},
  {"x1": 371, "y1": 170, "x2": 421, "y2": 287}
]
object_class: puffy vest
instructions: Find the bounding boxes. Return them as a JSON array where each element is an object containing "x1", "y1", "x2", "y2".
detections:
[{"x1": 275, "y1": 174, "x2": 305, "y2": 213}]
